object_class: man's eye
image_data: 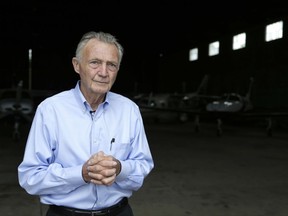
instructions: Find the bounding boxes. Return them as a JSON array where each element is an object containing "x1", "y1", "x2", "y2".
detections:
[
  {"x1": 108, "y1": 63, "x2": 116, "y2": 67},
  {"x1": 89, "y1": 60, "x2": 101, "y2": 69},
  {"x1": 107, "y1": 62, "x2": 118, "y2": 71},
  {"x1": 91, "y1": 60, "x2": 101, "y2": 65}
]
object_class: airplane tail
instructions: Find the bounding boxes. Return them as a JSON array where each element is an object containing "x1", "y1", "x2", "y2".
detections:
[
  {"x1": 243, "y1": 77, "x2": 254, "y2": 111},
  {"x1": 14, "y1": 80, "x2": 23, "y2": 110},
  {"x1": 196, "y1": 74, "x2": 209, "y2": 95},
  {"x1": 245, "y1": 77, "x2": 254, "y2": 99}
]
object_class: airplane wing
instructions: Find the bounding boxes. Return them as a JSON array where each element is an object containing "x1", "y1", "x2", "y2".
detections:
[
  {"x1": 137, "y1": 76, "x2": 287, "y2": 136},
  {"x1": 139, "y1": 103, "x2": 288, "y2": 137},
  {"x1": 0, "y1": 81, "x2": 58, "y2": 140}
]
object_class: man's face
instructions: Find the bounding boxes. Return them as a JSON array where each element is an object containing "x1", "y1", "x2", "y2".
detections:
[{"x1": 73, "y1": 39, "x2": 119, "y2": 96}]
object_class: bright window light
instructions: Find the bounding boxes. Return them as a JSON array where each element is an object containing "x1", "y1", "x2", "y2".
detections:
[
  {"x1": 209, "y1": 41, "x2": 220, "y2": 56},
  {"x1": 189, "y1": 48, "x2": 198, "y2": 61},
  {"x1": 265, "y1": 20, "x2": 283, "y2": 42},
  {"x1": 233, "y1": 33, "x2": 246, "y2": 50}
]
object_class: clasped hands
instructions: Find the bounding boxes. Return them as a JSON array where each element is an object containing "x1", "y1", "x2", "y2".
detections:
[{"x1": 82, "y1": 151, "x2": 121, "y2": 186}]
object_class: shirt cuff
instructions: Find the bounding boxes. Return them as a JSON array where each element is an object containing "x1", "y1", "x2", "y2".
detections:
[{"x1": 115, "y1": 160, "x2": 128, "y2": 181}]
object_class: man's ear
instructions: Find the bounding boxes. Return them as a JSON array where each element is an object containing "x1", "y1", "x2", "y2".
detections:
[{"x1": 72, "y1": 57, "x2": 80, "y2": 74}]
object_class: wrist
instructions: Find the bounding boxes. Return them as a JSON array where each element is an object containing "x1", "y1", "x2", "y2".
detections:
[
  {"x1": 115, "y1": 159, "x2": 122, "y2": 176},
  {"x1": 82, "y1": 162, "x2": 90, "y2": 183}
]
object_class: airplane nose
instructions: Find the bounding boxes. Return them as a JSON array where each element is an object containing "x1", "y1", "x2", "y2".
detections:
[{"x1": 13, "y1": 104, "x2": 21, "y2": 109}]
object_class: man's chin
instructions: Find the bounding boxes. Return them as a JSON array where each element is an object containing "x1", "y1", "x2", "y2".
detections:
[{"x1": 93, "y1": 86, "x2": 110, "y2": 94}]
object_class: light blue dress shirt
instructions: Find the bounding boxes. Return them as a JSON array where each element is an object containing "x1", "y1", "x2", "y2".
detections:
[{"x1": 18, "y1": 81, "x2": 154, "y2": 210}]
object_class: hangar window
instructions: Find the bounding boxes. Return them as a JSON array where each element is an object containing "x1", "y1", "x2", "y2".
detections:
[
  {"x1": 232, "y1": 32, "x2": 246, "y2": 50},
  {"x1": 265, "y1": 20, "x2": 283, "y2": 42},
  {"x1": 189, "y1": 48, "x2": 198, "y2": 61},
  {"x1": 209, "y1": 41, "x2": 220, "y2": 56}
]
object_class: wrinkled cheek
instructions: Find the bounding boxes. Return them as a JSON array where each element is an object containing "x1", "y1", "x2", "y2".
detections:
[{"x1": 111, "y1": 75, "x2": 117, "y2": 85}]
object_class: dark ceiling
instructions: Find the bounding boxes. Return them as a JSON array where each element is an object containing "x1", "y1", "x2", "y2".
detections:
[
  {"x1": 1, "y1": 1, "x2": 286, "y2": 54},
  {"x1": 0, "y1": 1, "x2": 287, "y2": 90}
]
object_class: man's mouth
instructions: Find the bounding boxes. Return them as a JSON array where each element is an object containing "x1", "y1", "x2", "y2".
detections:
[{"x1": 93, "y1": 80, "x2": 108, "y2": 84}]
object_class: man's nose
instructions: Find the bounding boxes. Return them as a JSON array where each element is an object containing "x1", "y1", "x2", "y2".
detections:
[{"x1": 98, "y1": 63, "x2": 109, "y2": 75}]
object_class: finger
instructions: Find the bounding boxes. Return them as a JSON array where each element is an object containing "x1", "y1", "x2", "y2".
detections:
[
  {"x1": 88, "y1": 153, "x2": 108, "y2": 165},
  {"x1": 100, "y1": 168, "x2": 116, "y2": 177},
  {"x1": 96, "y1": 160, "x2": 117, "y2": 168},
  {"x1": 90, "y1": 179, "x2": 104, "y2": 185},
  {"x1": 88, "y1": 152, "x2": 103, "y2": 161},
  {"x1": 97, "y1": 151, "x2": 105, "y2": 156},
  {"x1": 101, "y1": 174, "x2": 117, "y2": 186},
  {"x1": 88, "y1": 172, "x2": 104, "y2": 181},
  {"x1": 87, "y1": 164, "x2": 106, "y2": 173}
]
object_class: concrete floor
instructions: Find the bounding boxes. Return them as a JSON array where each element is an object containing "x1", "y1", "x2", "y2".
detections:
[{"x1": 1, "y1": 116, "x2": 288, "y2": 216}]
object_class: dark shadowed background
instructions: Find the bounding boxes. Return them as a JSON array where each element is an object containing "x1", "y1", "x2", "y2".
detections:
[{"x1": 0, "y1": 2, "x2": 287, "y2": 96}]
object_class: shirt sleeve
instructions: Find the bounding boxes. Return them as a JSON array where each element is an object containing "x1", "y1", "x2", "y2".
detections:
[
  {"x1": 18, "y1": 103, "x2": 87, "y2": 195},
  {"x1": 114, "y1": 109, "x2": 154, "y2": 191}
]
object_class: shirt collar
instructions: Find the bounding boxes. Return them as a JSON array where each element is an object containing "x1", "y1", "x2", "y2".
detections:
[{"x1": 73, "y1": 80, "x2": 110, "y2": 113}]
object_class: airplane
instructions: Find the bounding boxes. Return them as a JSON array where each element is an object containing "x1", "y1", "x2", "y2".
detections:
[
  {"x1": 192, "y1": 76, "x2": 287, "y2": 136},
  {"x1": 136, "y1": 92, "x2": 184, "y2": 122},
  {"x1": 179, "y1": 74, "x2": 222, "y2": 121},
  {"x1": 0, "y1": 80, "x2": 56, "y2": 140},
  {"x1": 182, "y1": 74, "x2": 216, "y2": 109},
  {"x1": 0, "y1": 80, "x2": 34, "y2": 140},
  {"x1": 136, "y1": 76, "x2": 288, "y2": 136},
  {"x1": 130, "y1": 73, "x2": 288, "y2": 137},
  {"x1": 197, "y1": 77, "x2": 255, "y2": 135},
  {"x1": 135, "y1": 74, "x2": 220, "y2": 122},
  {"x1": 206, "y1": 77, "x2": 254, "y2": 113}
]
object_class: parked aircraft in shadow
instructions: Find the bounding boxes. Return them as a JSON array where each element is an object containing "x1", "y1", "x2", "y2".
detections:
[
  {"x1": 136, "y1": 76, "x2": 288, "y2": 136},
  {"x1": 203, "y1": 77, "x2": 255, "y2": 135},
  {"x1": 181, "y1": 74, "x2": 220, "y2": 111},
  {"x1": 0, "y1": 80, "x2": 56, "y2": 140},
  {"x1": 206, "y1": 77, "x2": 254, "y2": 113},
  {"x1": 0, "y1": 81, "x2": 34, "y2": 140},
  {"x1": 187, "y1": 76, "x2": 287, "y2": 137},
  {"x1": 135, "y1": 74, "x2": 217, "y2": 122},
  {"x1": 136, "y1": 92, "x2": 182, "y2": 122}
]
